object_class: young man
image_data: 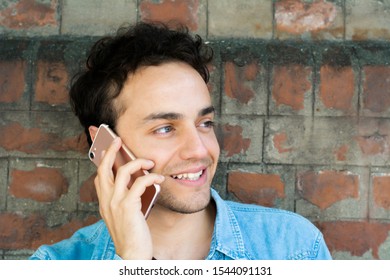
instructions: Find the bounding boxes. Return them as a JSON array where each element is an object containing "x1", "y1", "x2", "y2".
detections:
[{"x1": 30, "y1": 22, "x2": 332, "y2": 260}]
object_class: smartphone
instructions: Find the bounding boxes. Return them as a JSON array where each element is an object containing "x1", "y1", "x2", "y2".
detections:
[{"x1": 88, "y1": 124, "x2": 160, "y2": 219}]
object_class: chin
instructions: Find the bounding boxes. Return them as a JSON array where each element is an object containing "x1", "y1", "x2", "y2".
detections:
[{"x1": 157, "y1": 187, "x2": 211, "y2": 214}]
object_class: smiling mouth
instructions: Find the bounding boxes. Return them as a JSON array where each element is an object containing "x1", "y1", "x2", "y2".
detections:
[{"x1": 171, "y1": 169, "x2": 204, "y2": 181}]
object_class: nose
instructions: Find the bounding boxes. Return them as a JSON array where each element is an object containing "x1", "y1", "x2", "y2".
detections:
[{"x1": 179, "y1": 127, "x2": 209, "y2": 160}]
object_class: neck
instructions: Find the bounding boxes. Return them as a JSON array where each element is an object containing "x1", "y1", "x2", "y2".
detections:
[{"x1": 147, "y1": 201, "x2": 216, "y2": 260}]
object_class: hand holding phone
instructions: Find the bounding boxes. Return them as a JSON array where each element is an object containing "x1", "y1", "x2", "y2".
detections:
[{"x1": 88, "y1": 124, "x2": 160, "y2": 218}]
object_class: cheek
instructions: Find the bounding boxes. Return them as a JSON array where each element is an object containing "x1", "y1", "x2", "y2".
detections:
[
  {"x1": 131, "y1": 132, "x2": 220, "y2": 171},
  {"x1": 205, "y1": 133, "x2": 220, "y2": 159},
  {"x1": 136, "y1": 140, "x2": 178, "y2": 169}
]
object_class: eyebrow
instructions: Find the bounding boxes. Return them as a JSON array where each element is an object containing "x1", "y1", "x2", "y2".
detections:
[{"x1": 143, "y1": 105, "x2": 215, "y2": 122}]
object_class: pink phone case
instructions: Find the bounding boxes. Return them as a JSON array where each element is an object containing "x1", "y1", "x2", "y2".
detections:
[{"x1": 88, "y1": 124, "x2": 160, "y2": 218}]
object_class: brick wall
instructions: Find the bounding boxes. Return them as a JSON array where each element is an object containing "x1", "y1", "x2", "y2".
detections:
[{"x1": 1, "y1": 0, "x2": 390, "y2": 260}]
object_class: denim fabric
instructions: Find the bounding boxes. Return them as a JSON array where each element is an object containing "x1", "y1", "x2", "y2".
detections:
[{"x1": 30, "y1": 188, "x2": 332, "y2": 260}]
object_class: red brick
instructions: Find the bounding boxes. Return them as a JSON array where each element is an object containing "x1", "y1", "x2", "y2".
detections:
[
  {"x1": 224, "y1": 61, "x2": 260, "y2": 104},
  {"x1": 362, "y1": 66, "x2": 390, "y2": 113},
  {"x1": 355, "y1": 119, "x2": 390, "y2": 156},
  {"x1": 275, "y1": 0, "x2": 337, "y2": 34},
  {"x1": 272, "y1": 132, "x2": 293, "y2": 154},
  {"x1": 0, "y1": 122, "x2": 88, "y2": 154},
  {"x1": 298, "y1": 170, "x2": 359, "y2": 210},
  {"x1": 0, "y1": 0, "x2": 58, "y2": 29},
  {"x1": 319, "y1": 65, "x2": 355, "y2": 112},
  {"x1": 373, "y1": 175, "x2": 390, "y2": 210},
  {"x1": 35, "y1": 61, "x2": 69, "y2": 105},
  {"x1": 228, "y1": 172, "x2": 285, "y2": 207},
  {"x1": 272, "y1": 65, "x2": 311, "y2": 111},
  {"x1": 334, "y1": 144, "x2": 348, "y2": 161},
  {"x1": 317, "y1": 221, "x2": 390, "y2": 259},
  {"x1": 206, "y1": 62, "x2": 217, "y2": 94},
  {"x1": 346, "y1": 1, "x2": 390, "y2": 41},
  {"x1": 9, "y1": 167, "x2": 68, "y2": 202},
  {"x1": 220, "y1": 124, "x2": 251, "y2": 157},
  {"x1": 0, "y1": 212, "x2": 98, "y2": 250},
  {"x1": 79, "y1": 173, "x2": 98, "y2": 203},
  {"x1": 0, "y1": 60, "x2": 26, "y2": 103},
  {"x1": 140, "y1": 0, "x2": 199, "y2": 31}
]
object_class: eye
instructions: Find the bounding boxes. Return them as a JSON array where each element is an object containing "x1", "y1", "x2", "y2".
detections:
[
  {"x1": 154, "y1": 125, "x2": 174, "y2": 135},
  {"x1": 204, "y1": 120, "x2": 215, "y2": 128},
  {"x1": 199, "y1": 120, "x2": 215, "y2": 129}
]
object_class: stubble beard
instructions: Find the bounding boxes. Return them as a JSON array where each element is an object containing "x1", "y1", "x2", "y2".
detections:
[{"x1": 156, "y1": 186, "x2": 212, "y2": 214}]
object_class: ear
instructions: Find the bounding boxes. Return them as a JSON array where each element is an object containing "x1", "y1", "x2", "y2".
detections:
[{"x1": 88, "y1": 126, "x2": 99, "y2": 142}]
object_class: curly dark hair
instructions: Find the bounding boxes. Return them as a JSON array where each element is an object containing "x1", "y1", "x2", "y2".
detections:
[{"x1": 69, "y1": 22, "x2": 214, "y2": 145}]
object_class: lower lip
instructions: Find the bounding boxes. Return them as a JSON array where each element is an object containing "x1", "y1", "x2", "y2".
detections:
[{"x1": 172, "y1": 169, "x2": 208, "y2": 187}]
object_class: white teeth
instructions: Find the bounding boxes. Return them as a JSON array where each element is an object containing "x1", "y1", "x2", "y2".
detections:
[{"x1": 172, "y1": 170, "x2": 203, "y2": 181}]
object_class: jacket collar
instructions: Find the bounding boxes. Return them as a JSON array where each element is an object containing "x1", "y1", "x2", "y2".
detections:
[{"x1": 207, "y1": 188, "x2": 250, "y2": 260}]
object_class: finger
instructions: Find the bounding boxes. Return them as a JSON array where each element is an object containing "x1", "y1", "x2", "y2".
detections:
[
  {"x1": 124, "y1": 173, "x2": 165, "y2": 200},
  {"x1": 97, "y1": 137, "x2": 122, "y2": 181},
  {"x1": 111, "y1": 159, "x2": 157, "y2": 201},
  {"x1": 114, "y1": 173, "x2": 164, "y2": 217},
  {"x1": 95, "y1": 137, "x2": 122, "y2": 204}
]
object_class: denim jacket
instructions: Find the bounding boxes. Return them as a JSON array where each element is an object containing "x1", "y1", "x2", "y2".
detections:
[{"x1": 30, "y1": 188, "x2": 332, "y2": 260}]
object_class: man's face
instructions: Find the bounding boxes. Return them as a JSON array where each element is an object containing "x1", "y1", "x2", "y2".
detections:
[{"x1": 115, "y1": 62, "x2": 220, "y2": 214}]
